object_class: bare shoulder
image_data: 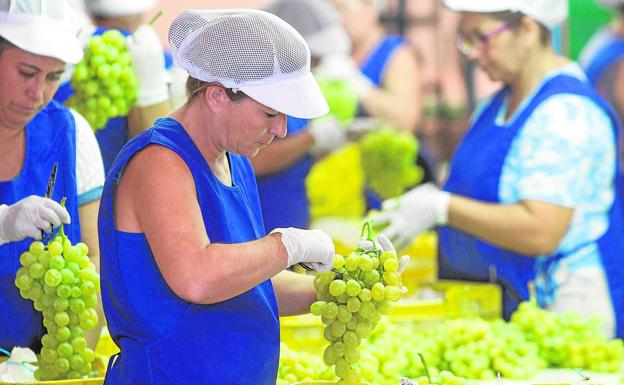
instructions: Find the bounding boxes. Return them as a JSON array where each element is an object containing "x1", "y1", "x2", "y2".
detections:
[{"x1": 114, "y1": 144, "x2": 195, "y2": 231}]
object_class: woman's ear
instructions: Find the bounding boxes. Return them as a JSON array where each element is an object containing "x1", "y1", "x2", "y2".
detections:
[{"x1": 203, "y1": 85, "x2": 229, "y2": 112}]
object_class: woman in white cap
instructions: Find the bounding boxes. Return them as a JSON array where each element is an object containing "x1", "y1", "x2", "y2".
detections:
[
  {"x1": 580, "y1": 0, "x2": 624, "y2": 154},
  {"x1": 372, "y1": 0, "x2": 624, "y2": 338},
  {"x1": 54, "y1": 0, "x2": 172, "y2": 172},
  {"x1": 98, "y1": 9, "x2": 339, "y2": 383},
  {"x1": 0, "y1": 0, "x2": 104, "y2": 350},
  {"x1": 252, "y1": 0, "x2": 350, "y2": 232}
]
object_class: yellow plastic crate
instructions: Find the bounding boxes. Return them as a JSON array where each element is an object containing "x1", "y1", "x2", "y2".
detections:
[
  {"x1": 280, "y1": 313, "x2": 326, "y2": 353},
  {"x1": 432, "y1": 280, "x2": 502, "y2": 320}
]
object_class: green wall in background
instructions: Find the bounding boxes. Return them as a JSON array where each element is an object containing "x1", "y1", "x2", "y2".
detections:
[{"x1": 568, "y1": 0, "x2": 615, "y2": 59}]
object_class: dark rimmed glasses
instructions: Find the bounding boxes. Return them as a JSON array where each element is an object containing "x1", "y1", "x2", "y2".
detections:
[{"x1": 456, "y1": 22, "x2": 515, "y2": 56}]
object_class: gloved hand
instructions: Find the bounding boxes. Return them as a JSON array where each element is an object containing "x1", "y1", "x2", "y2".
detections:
[
  {"x1": 370, "y1": 183, "x2": 451, "y2": 251},
  {"x1": 270, "y1": 227, "x2": 335, "y2": 272},
  {"x1": 0, "y1": 196, "x2": 71, "y2": 245},
  {"x1": 315, "y1": 54, "x2": 373, "y2": 98},
  {"x1": 358, "y1": 234, "x2": 409, "y2": 274},
  {"x1": 308, "y1": 116, "x2": 347, "y2": 156},
  {"x1": 126, "y1": 24, "x2": 169, "y2": 107}
]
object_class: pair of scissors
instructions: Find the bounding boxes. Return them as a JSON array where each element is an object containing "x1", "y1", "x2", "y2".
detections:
[{"x1": 41, "y1": 163, "x2": 58, "y2": 242}]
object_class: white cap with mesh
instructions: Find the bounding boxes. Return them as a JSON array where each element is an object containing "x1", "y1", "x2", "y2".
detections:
[
  {"x1": 443, "y1": 0, "x2": 568, "y2": 29},
  {"x1": 0, "y1": 0, "x2": 83, "y2": 63},
  {"x1": 85, "y1": 0, "x2": 156, "y2": 17},
  {"x1": 169, "y1": 8, "x2": 329, "y2": 119},
  {"x1": 264, "y1": 0, "x2": 350, "y2": 58}
]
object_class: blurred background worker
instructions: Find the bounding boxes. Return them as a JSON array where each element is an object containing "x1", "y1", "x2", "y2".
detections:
[
  {"x1": 580, "y1": 0, "x2": 624, "y2": 156},
  {"x1": 98, "y1": 9, "x2": 339, "y2": 383},
  {"x1": 372, "y1": 0, "x2": 624, "y2": 338},
  {"x1": 324, "y1": 0, "x2": 435, "y2": 209},
  {"x1": 0, "y1": 0, "x2": 104, "y2": 350},
  {"x1": 253, "y1": 0, "x2": 350, "y2": 231},
  {"x1": 54, "y1": 0, "x2": 172, "y2": 172}
]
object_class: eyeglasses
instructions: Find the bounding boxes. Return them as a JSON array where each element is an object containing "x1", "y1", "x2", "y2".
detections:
[{"x1": 456, "y1": 22, "x2": 515, "y2": 56}]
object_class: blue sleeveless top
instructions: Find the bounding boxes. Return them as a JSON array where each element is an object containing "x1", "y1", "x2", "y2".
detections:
[
  {"x1": 256, "y1": 116, "x2": 312, "y2": 231},
  {"x1": 98, "y1": 118, "x2": 280, "y2": 384},
  {"x1": 55, "y1": 27, "x2": 174, "y2": 173},
  {"x1": 0, "y1": 101, "x2": 81, "y2": 350},
  {"x1": 439, "y1": 75, "x2": 624, "y2": 336}
]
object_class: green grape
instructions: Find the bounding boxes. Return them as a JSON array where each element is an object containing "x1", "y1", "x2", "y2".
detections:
[
  {"x1": 19, "y1": 251, "x2": 38, "y2": 267},
  {"x1": 67, "y1": 30, "x2": 138, "y2": 130},
  {"x1": 333, "y1": 254, "x2": 345, "y2": 269},
  {"x1": 310, "y1": 301, "x2": 326, "y2": 316},
  {"x1": 345, "y1": 279, "x2": 361, "y2": 297},
  {"x1": 71, "y1": 336, "x2": 87, "y2": 353},
  {"x1": 44, "y1": 269, "x2": 62, "y2": 287},
  {"x1": 56, "y1": 326, "x2": 71, "y2": 342},
  {"x1": 53, "y1": 297, "x2": 69, "y2": 312},
  {"x1": 54, "y1": 357, "x2": 70, "y2": 373},
  {"x1": 49, "y1": 255, "x2": 65, "y2": 270},
  {"x1": 29, "y1": 262, "x2": 45, "y2": 279},
  {"x1": 329, "y1": 280, "x2": 347, "y2": 297},
  {"x1": 360, "y1": 127, "x2": 423, "y2": 199}
]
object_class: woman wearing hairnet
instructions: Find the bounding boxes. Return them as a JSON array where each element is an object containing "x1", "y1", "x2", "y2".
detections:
[
  {"x1": 373, "y1": 0, "x2": 624, "y2": 338},
  {"x1": 0, "y1": 0, "x2": 104, "y2": 350},
  {"x1": 253, "y1": 0, "x2": 350, "y2": 231},
  {"x1": 98, "y1": 9, "x2": 340, "y2": 383},
  {"x1": 580, "y1": 0, "x2": 624, "y2": 155}
]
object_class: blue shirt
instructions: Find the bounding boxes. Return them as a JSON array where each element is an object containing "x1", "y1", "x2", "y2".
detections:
[{"x1": 474, "y1": 63, "x2": 615, "y2": 275}]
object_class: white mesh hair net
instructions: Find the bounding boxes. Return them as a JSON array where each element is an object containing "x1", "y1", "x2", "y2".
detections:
[
  {"x1": 169, "y1": 9, "x2": 309, "y2": 87},
  {"x1": 264, "y1": 0, "x2": 350, "y2": 57},
  {"x1": 169, "y1": 8, "x2": 329, "y2": 118},
  {"x1": 0, "y1": 0, "x2": 83, "y2": 63}
]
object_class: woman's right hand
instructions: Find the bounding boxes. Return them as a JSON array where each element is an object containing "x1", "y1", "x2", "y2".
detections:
[
  {"x1": 0, "y1": 195, "x2": 70, "y2": 244},
  {"x1": 270, "y1": 227, "x2": 335, "y2": 272}
]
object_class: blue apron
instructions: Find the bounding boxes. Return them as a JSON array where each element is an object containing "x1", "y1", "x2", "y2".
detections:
[
  {"x1": 439, "y1": 75, "x2": 624, "y2": 335},
  {"x1": 99, "y1": 118, "x2": 280, "y2": 384},
  {"x1": 55, "y1": 27, "x2": 174, "y2": 173},
  {"x1": 0, "y1": 101, "x2": 81, "y2": 350},
  {"x1": 582, "y1": 37, "x2": 624, "y2": 87},
  {"x1": 256, "y1": 116, "x2": 312, "y2": 231}
]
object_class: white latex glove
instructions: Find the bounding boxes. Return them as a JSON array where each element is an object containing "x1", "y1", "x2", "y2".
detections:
[
  {"x1": 270, "y1": 227, "x2": 335, "y2": 272},
  {"x1": 0, "y1": 196, "x2": 71, "y2": 245},
  {"x1": 315, "y1": 54, "x2": 373, "y2": 98},
  {"x1": 308, "y1": 116, "x2": 347, "y2": 156},
  {"x1": 358, "y1": 234, "x2": 409, "y2": 274},
  {"x1": 0, "y1": 347, "x2": 37, "y2": 383},
  {"x1": 126, "y1": 24, "x2": 169, "y2": 107},
  {"x1": 371, "y1": 183, "x2": 450, "y2": 251}
]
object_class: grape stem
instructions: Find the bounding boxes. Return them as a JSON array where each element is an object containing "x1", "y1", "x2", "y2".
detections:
[
  {"x1": 59, "y1": 197, "x2": 67, "y2": 244},
  {"x1": 417, "y1": 352, "x2": 433, "y2": 385}
]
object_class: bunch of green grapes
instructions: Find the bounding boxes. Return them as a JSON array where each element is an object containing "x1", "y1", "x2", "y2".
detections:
[
  {"x1": 511, "y1": 296, "x2": 624, "y2": 372},
  {"x1": 14, "y1": 226, "x2": 100, "y2": 380},
  {"x1": 359, "y1": 128, "x2": 423, "y2": 200},
  {"x1": 317, "y1": 79, "x2": 358, "y2": 125},
  {"x1": 306, "y1": 144, "x2": 365, "y2": 220},
  {"x1": 309, "y1": 230, "x2": 405, "y2": 385},
  {"x1": 66, "y1": 29, "x2": 138, "y2": 130}
]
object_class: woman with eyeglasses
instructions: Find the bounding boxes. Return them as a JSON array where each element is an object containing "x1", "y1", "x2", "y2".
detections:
[{"x1": 372, "y1": 0, "x2": 624, "y2": 338}]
